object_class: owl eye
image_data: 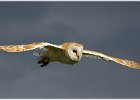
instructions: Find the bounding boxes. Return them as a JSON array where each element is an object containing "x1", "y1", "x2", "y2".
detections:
[{"x1": 73, "y1": 50, "x2": 77, "y2": 53}]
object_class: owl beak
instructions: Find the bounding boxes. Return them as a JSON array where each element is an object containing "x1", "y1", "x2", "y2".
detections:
[
  {"x1": 76, "y1": 54, "x2": 81, "y2": 61},
  {"x1": 77, "y1": 55, "x2": 79, "y2": 60}
]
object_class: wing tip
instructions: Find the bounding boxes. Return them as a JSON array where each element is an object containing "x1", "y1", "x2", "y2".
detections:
[{"x1": 114, "y1": 58, "x2": 140, "y2": 69}]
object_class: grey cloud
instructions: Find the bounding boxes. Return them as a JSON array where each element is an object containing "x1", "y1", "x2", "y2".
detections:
[{"x1": 0, "y1": 2, "x2": 139, "y2": 98}]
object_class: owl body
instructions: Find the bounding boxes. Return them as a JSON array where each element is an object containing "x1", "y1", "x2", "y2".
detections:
[{"x1": 37, "y1": 42, "x2": 81, "y2": 67}]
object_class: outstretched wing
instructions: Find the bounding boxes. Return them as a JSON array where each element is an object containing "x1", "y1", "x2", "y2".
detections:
[
  {"x1": 82, "y1": 50, "x2": 140, "y2": 69},
  {"x1": 0, "y1": 42, "x2": 62, "y2": 52}
]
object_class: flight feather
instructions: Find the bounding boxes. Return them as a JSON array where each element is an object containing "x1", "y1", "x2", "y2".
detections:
[{"x1": 82, "y1": 50, "x2": 140, "y2": 69}]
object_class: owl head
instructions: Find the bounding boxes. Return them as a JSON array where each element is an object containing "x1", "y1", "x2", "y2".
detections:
[{"x1": 65, "y1": 43, "x2": 83, "y2": 62}]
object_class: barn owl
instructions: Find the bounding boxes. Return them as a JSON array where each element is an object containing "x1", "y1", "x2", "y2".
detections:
[{"x1": 0, "y1": 42, "x2": 139, "y2": 69}]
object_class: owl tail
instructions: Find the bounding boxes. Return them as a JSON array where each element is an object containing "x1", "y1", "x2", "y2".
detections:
[{"x1": 113, "y1": 58, "x2": 140, "y2": 69}]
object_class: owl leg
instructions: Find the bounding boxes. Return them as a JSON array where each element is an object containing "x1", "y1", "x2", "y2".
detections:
[{"x1": 37, "y1": 57, "x2": 50, "y2": 67}]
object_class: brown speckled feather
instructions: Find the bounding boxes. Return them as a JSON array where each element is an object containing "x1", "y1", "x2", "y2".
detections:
[
  {"x1": 60, "y1": 42, "x2": 82, "y2": 50},
  {"x1": 114, "y1": 58, "x2": 140, "y2": 69},
  {"x1": 0, "y1": 42, "x2": 62, "y2": 52}
]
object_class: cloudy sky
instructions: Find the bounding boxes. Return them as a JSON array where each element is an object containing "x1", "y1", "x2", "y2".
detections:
[{"x1": 0, "y1": 2, "x2": 140, "y2": 98}]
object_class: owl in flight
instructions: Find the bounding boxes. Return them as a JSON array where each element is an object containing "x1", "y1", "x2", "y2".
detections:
[{"x1": 0, "y1": 42, "x2": 139, "y2": 69}]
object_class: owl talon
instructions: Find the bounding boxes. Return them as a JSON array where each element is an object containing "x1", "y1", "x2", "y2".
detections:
[
  {"x1": 37, "y1": 57, "x2": 49, "y2": 67},
  {"x1": 40, "y1": 61, "x2": 49, "y2": 67}
]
